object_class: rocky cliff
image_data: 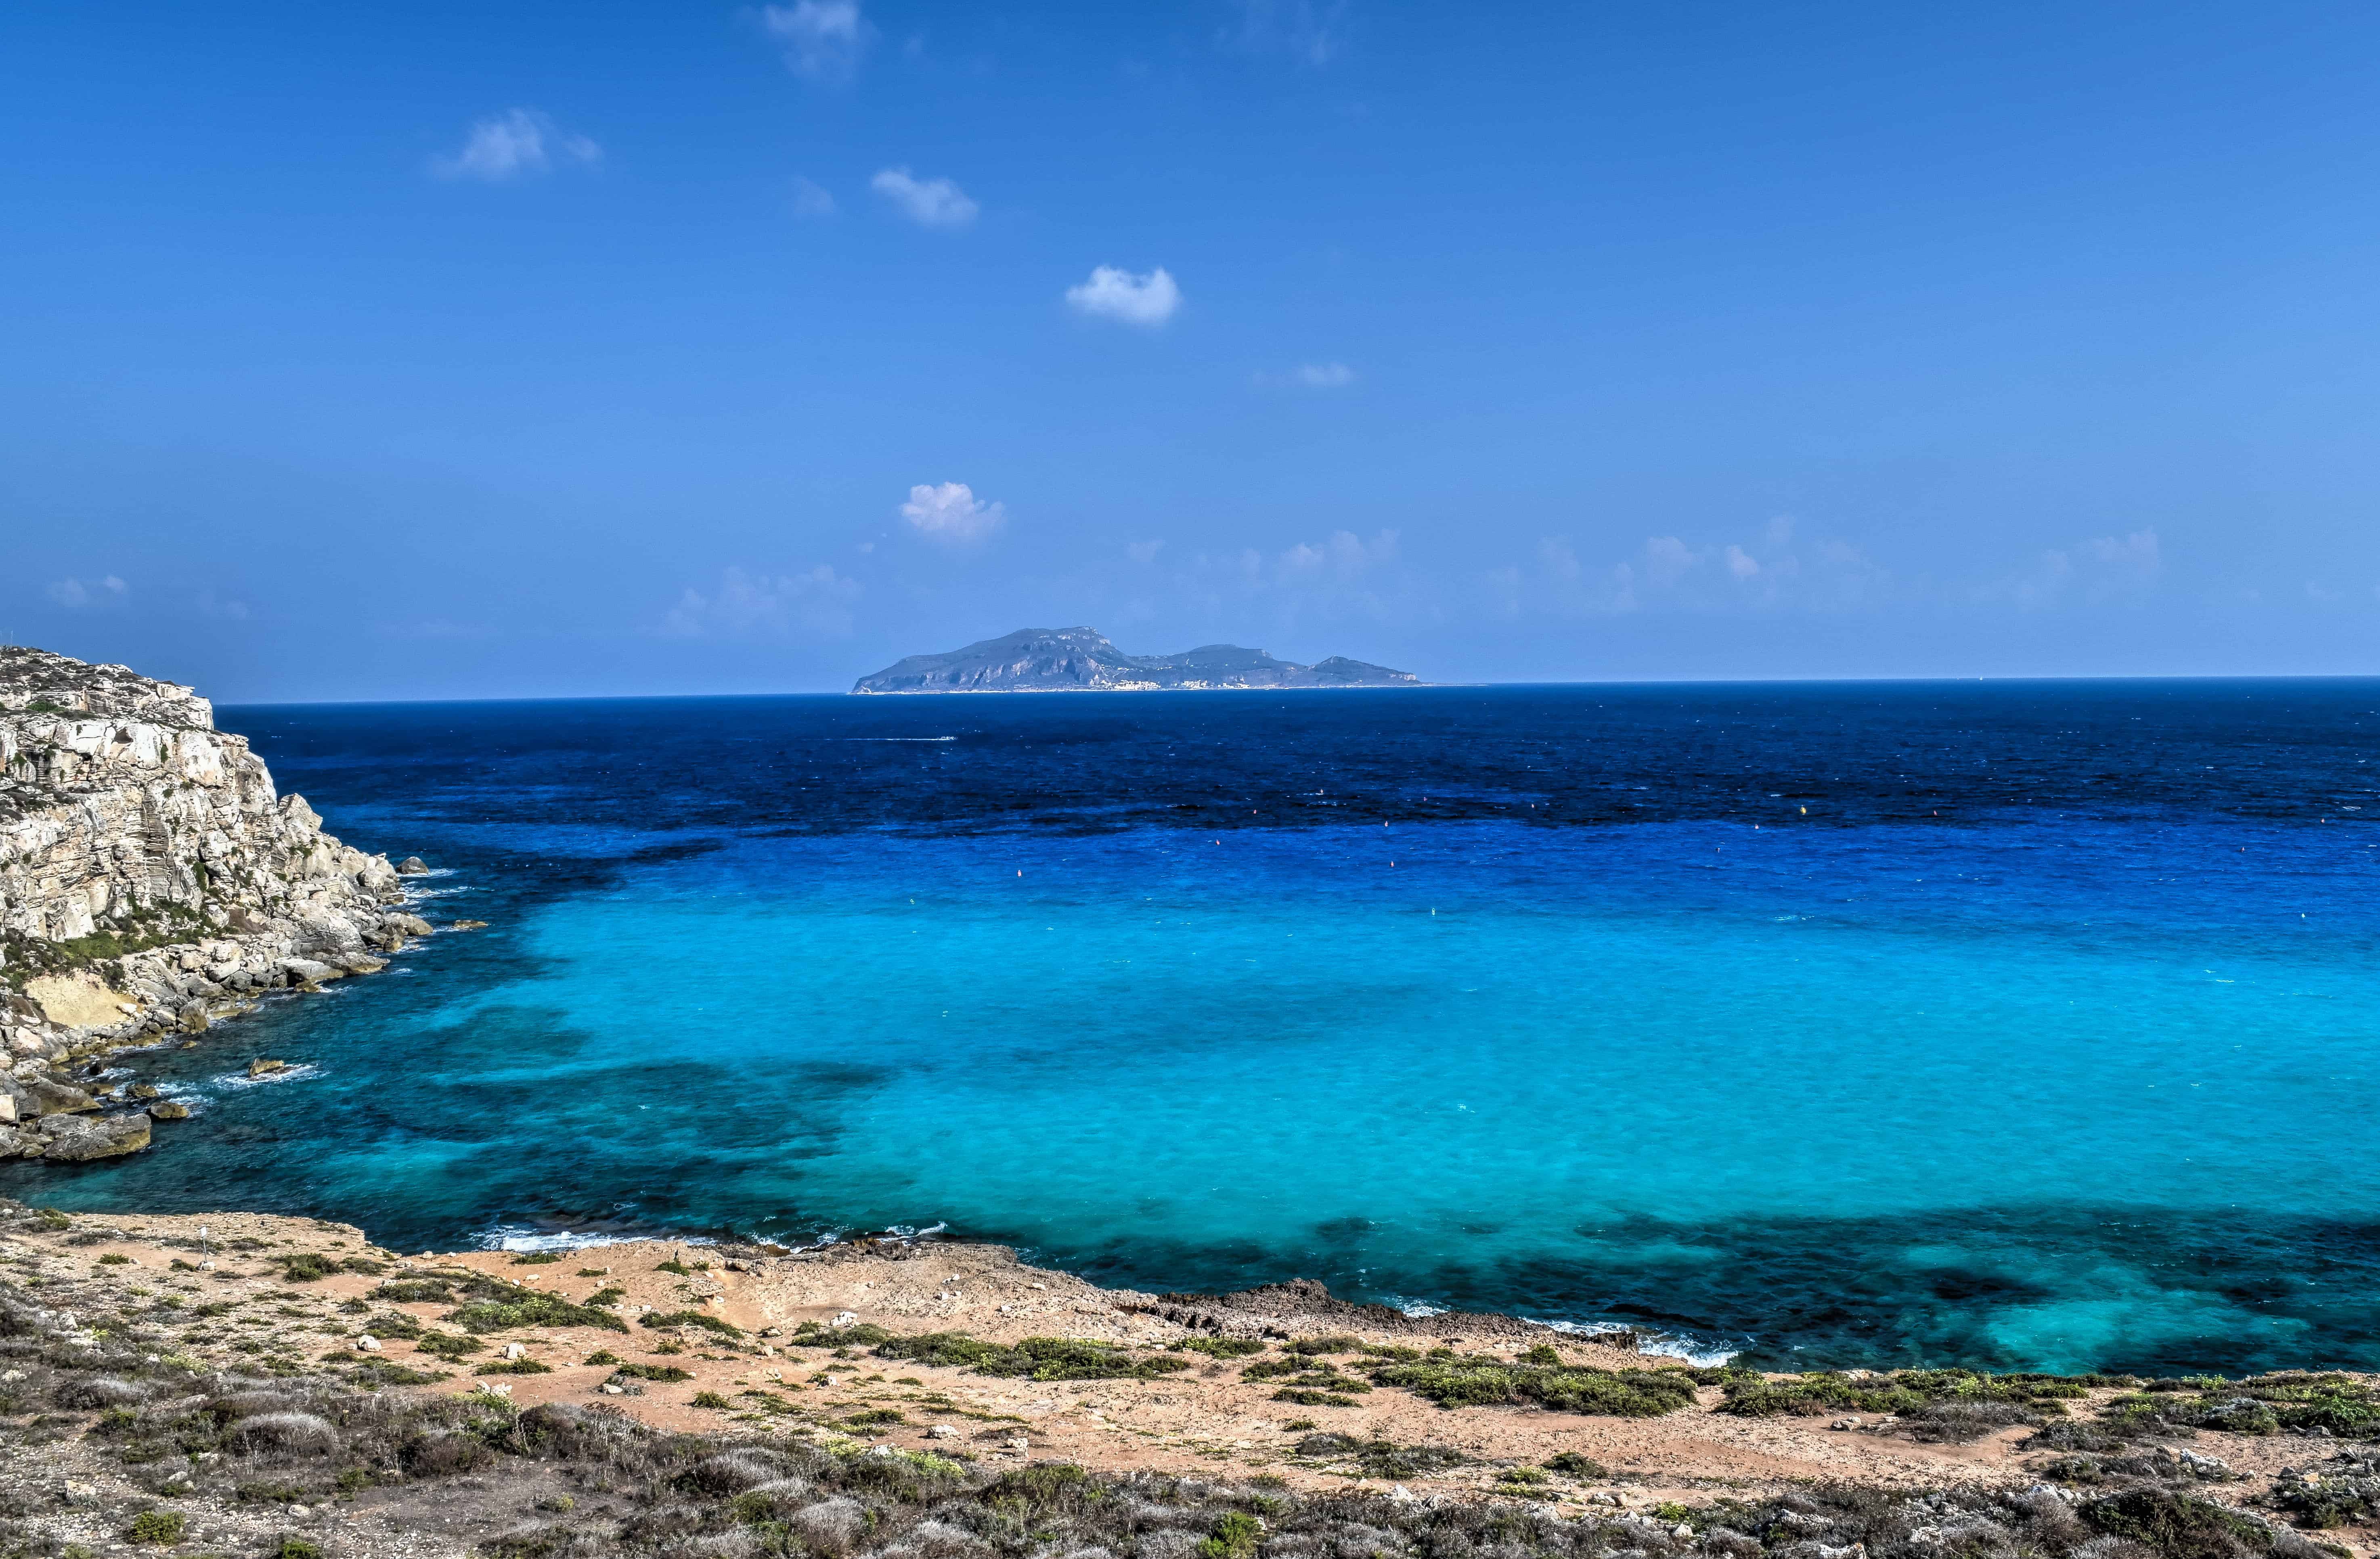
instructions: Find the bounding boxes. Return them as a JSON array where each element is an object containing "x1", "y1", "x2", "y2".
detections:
[
  {"x1": 853, "y1": 627, "x2": 1422, "y2": 694},
  {"x1": 0, "y1": 645, "x2": 432, "y2": 1162}
]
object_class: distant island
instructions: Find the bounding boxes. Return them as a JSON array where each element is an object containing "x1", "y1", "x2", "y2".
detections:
[{"x1": 851, "y1": 627, "x2": 1421, "y2": 694}]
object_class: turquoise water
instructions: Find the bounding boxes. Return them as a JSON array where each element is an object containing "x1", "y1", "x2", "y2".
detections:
[{"x1": 13, "y1": 684, "x2": 2380, "y2": 1372}]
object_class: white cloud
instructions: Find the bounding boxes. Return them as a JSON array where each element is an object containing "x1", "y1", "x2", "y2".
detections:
[
  {"x1": 45, "y1": 575, "x2": 127, "y2": 608},
  {"x1": 1294, "y1": 362, "x2": 1355, "y2": 388},
  {"x1": 870, "y1": 167, "x2": 978, "y2": 227},
  {"x1": 1127, "y1": 540, "x2": 1166, "y2": 565},
  {"x1": 791, "y1": 176, "x2": 837, "y2": 218},
  {"x1": 763, "y1": 0, "x2": 873, "y2": 81},
  {"x1": 431, "y1": 109, "x2": 600, "y2": 182},
  {"x1": 1065, "y1": 266, "x2": 1181, "y2": 327},
  {"x1": 1226, "y1": 0, "x2": 1345, "y2": 65},
  {"x1": 900, "y1": 482, "x2": 1005, "y2": 543},
  {"x1": 2005, "y1": 527, "x2": 2161, "y2": 610},
  {"x1": 1504, "y1": 518, "x2": 1887, "y2": 619},
  {"x1": 664, "y1": 564, "x2": 860, "y2": 638}
]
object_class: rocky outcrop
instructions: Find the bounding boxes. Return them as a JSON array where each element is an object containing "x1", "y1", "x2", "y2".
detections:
[
  {"x1": 0, "y1": 645, "x2": 426, "y2": 1161},
  {"x1": 853, "y1": 627, "x2": 1421, "y2": 694}
]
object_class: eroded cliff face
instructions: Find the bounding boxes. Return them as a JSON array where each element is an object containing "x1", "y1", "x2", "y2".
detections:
[{"x1": 0, "y1": 646, "x2": 431, "y2": 1160}]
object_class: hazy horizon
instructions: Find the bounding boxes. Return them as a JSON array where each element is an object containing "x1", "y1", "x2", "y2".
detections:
[{"x1": 10, "y1": 2, "x2": 2380, "y2": 703}]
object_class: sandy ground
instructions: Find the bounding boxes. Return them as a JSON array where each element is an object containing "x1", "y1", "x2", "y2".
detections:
[{"x1": 3, "y1": 1205, "x2": 2358, "y2": 1530}]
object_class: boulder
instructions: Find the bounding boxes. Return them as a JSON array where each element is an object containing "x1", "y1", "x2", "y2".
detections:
[
  {"x1": 397, "y1": 857, "x2": 430, "y2": 875},
  {"x1": 0, "y1": 1124, "x2": 28, "y2": 1157},
  {"x1": 279, "y1": 958, "x2": 339, "y2": 986},
  {"x1": 147, "y1": 1100, "x2": 190, "y2": 1121},
  {"x1": 385, "y1": 913, "x2": 435, "y2": 937},
  {"x1": 42, "y1": 1112, "x2": 152, "y2": 1161},
  {"x1": 336, "y1": 954, "x2": 387, "y2": 976},
  {"x1": 24, "y1": 1077, "x2": 95, "y2": 1116},
  {"x1": 247, "y1": 1059, "x2": 287, "y2": 1078}
]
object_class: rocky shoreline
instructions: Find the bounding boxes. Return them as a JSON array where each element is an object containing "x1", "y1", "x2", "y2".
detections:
[
  {"x1": 3, "y1": 1199, "x2": 2374, "y2": 1559},
  {"x1": 0, "y1": 646, "x2": 440, "y2": 1164}
]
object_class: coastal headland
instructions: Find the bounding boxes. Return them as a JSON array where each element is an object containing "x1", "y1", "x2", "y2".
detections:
[
  {"x1": 1, "y1": 647, "x2": 439, "y2": 1164},
  {"x1": 4, "y1": 1199, "x2": 2372, "y2": 1559}
]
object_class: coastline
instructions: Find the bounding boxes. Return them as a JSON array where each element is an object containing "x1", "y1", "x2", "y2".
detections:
[{"x1": 4, "y1": 1197, "x2": 2372, "y2": 1559}]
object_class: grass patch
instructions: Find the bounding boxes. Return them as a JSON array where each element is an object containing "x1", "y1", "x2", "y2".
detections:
[
  {"x1": 1172, "y1": 1336, "x2": 1269, "y2": 1359},
  {"x1": 1368, "y1": 1356, "x2": 1701, "y2": 1417},
  {"x1": 876, "y1": 1332, "x2": 1194, "y2": 1381},
  {"x1": 509, "y1": 1251, "x2": 566, "y2": 1265},
  {"x1": 610, "y1": 1364, "x2": 694, "y2": 1382},
  {"x1": 446, "y1": 1284, "x2": 630, "y2": 1335},
  {"x1": 415, "y1": 1331, "x2": 485, "y2": 1361},
  {"x1": 128, "y1": 1509, "x2": 186, "y2": 1544},
  {"x1": 475, "y1": 1358, "x2": 555, "y2": 1376},
  {"x1": 640, "y1": 1308, "x2": 744, "y2": 1339}
]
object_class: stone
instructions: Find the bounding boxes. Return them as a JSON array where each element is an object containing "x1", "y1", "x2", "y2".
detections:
[
  {"x1": 130, "y1": 1083, "x2": 159, "y2": 1099},
  {"x1": 0, "y1": 1124, "x2": 27, "y2": 1157},
  {"x1": 279, "y1": 959, "x2": 339, "y2": 987},
  {"x1": 41, "y1": 1112, "x2": 152, "y2": 1161},
  {"x1": 448, "y1": 920, "x2": 489, "y2": 932},
  {"x1": 354, "y1": 1335, "x2": 381, "y2": 1352},
  {"x1": 927, "y1": 1423, "x2": 960, "y2": 1439},
  {"x1": 23, "y1": 1077, "x2": 94, "y2": 1116},
  {"x1": 247, "y1": 1058, "x2": 287, "y2": 1078},
  {"x1": 147, "y1": 1100, "x2": 190, "y2": 1121},
  {"x1": 385, "y1": 913, "x2": 435, "y2": 937},
  {"x1": 397, "y1": 857, "x2": 430, "y2": 874}
]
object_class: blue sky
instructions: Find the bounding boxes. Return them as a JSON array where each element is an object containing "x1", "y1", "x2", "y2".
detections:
[{"x1": 8, "y1": 1, "x2": 2380, "y2": 699}]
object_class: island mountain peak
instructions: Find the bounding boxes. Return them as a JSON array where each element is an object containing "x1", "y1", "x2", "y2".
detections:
[{"x1": 852, "y1": 627, "x2": 1419, "y2": 694}]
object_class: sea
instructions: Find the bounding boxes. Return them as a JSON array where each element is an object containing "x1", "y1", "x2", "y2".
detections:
[{"x1": 9, "y1": 681, "x2": 2380, "y2": 1377}]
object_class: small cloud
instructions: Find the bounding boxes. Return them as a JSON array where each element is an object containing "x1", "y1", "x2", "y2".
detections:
[
  {"x1": 45, "y1": 575, "x2": 127, "y2": 608},
  {"x1": 1225, "y1": 0, "x2": 1346, "y2": 65},
  {"x1": 900, "y1": 481, "x2": 1005, "y2": 543},
  {"x1": 431, "y1": 109, "x2": 599, "y2": 182},
  {"x1": 1065, "y1": 265, "x2": 1181, "y2": 327},
  {"x1": 2004, "y1": 526, "x2": 2161, "y2": 610},
  {"x1": 1127, "y1": 540, "x2": 1166, "y2": 565},
  {"x1": 870, "y1": 167, "x2": 978, "y2": 227},
  {"x1": 1294, "y1": 362, "x2": 1356, "y2": 388},
  {"x1": 664, "y1": 564, "x2": 861, "y2": 638},
  {"x1": 791, "y1": 176, "x2": 837, "y2": 218},
  {"x1": 762, "y1": 0, "x2": 874, "y2": 82}
]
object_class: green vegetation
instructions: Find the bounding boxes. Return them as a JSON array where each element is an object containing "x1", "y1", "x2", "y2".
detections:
[
  {"x1": 474, "y1": 1358, "x2": 555, "y2": 1376},
  {"x1": 1368, "y1": 1354, "x2": 1701, "y2": 1417},
  {"x1": 509, "y1": 1251, "x2": 566, "y2": 1265},
  {"x1": 639, "y1": 1308, "x2": 744, "y2": 1338},
  {"x1": 127, "y1": 1509, "x2": 185, "y2": 1544},
  {"x1": 1171, "y1": 1335, "x2": 1268, "y2": 1358},
  {"x1": 1291, "y1": 1433, "x2": 1469, "y2": 1479},
  {"x1": 654, "y1": 1258, "x2": 693, "y2": 1275},
  {"x1": 788, "y1": 1321, "x2": 895, "y2": 1347},
  {"x1": 844, "y1": 1408, "x2": 909, "y2": 1426},
  {"x1": 2097, "y1": 1373, "x2": 2380, "y2": 1440},
  {"x1": 691, "y1": 1391, "x2": 732, "y2": 1409},
  {"x1": 371, "y1": 1278, "x2": 456, "y2": 1305},
  {"x1": 415, "y1": 1331, "x2": 485, "y2": 1361},
  {"x1": 874, "y1": 1332, "x2": 1195, "y2": 1381},
  {"x1": 446, "y1": 1281, "x2": 630, "y2": 1335},
  {"x1": 1285, "y1": 1335, "x2": 1362, "y2": 1356},
  {"x1": 585, "y1": 1350, "x2": 625, "y2": 1366},
  {"x1": 96, "y1": 1253, "x2": 130, "y2": 1266},
  {"x1": 1544, "y1": 1450, "x2": 1609, "y2": 1478},
  {"x1": 610, "y1": 1364, "x2": 694, "y2": 1382},
  {"x1": 1196, "y1": 1512, "x2": 1264, "y2": 1559},
  {"x1": 576, "y1": 1267, "x2": 612, "y2": 1277}
]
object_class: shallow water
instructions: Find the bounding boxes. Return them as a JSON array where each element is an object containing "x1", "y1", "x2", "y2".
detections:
[{"x1": 12, "y1": 682, "x2": 2380, "y2": 1373}]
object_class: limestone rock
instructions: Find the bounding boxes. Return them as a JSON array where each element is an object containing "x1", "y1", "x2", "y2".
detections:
[
  {"x1": 397, "y1": 857, "x2": 429, "y2": 874},
  {"x1": 146, "y1": 1100, "x2": 190, "y2": 1121},
  {"x1": 247, "y1": 1058, "x2": 286, "y2": 1078},
  {"x1": 23, "y1": 1077, "x2": 95, "y2": 1116},
  {"x1": 0, "y1": 645, "x2": 421, "y2": 1075},
  {"x1": 41, "y1": 1112, "x2": 152, "y2": 1161},
  {"x1": 385, "y1": 912, "x2": 435, "y2": 937}
]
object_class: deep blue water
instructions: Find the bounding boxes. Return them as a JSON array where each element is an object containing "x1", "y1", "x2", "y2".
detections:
[{"x1": 12, "y1": 681, "x2": 2380, "y2": 1375}]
